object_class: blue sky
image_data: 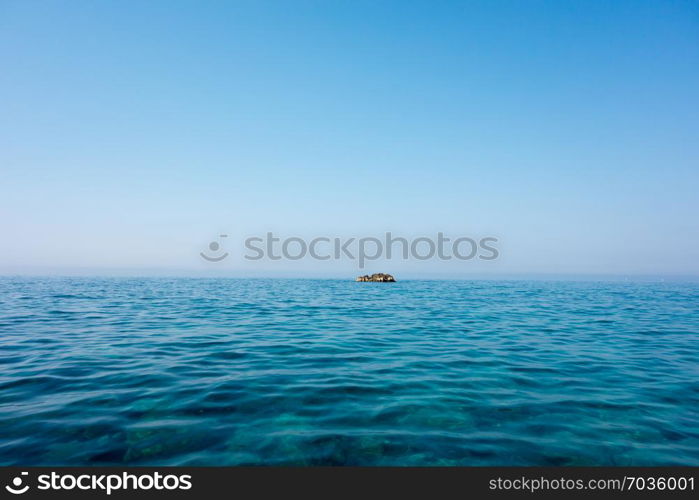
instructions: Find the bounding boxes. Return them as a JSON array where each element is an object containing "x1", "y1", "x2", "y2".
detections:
[{"x1": 1, "y1": 1, "x2": 698, "y2": 277}]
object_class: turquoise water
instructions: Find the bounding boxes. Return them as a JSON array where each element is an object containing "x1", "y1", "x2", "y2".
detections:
[{"x1": 0, "y1": 277, "x2": 697, "y2": 466}]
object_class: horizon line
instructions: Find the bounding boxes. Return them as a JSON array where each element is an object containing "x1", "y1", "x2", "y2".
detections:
[{"x1": 1, "y1": 268, "x2": 698, "y2": 283}]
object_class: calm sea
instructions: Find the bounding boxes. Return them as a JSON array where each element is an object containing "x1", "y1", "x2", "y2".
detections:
[{"x1": 0, "y1": 277, "x2": 697, "y2": 465}]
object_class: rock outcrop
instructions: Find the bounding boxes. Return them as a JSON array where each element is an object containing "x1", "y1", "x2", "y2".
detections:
[{"x1": 356, "y1": 273, "x2": 396, "y2": 282}]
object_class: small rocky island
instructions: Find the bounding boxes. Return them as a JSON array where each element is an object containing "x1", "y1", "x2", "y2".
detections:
[{"x1": 356, "y1": 273, "x2": 396, "y2": 282}]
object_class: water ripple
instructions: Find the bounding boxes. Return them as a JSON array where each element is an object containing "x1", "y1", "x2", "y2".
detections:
[{"x1": 0, "y1": 277, "x2": 697, "y2": 465}]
